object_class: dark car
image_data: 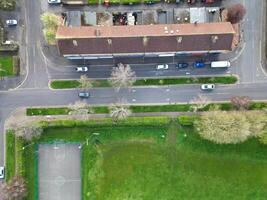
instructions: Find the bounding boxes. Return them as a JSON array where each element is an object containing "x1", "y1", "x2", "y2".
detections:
[
  {"x1": 176, "y1": 63, "x2": 188, "y2": 69},
  {"x1": 194, "y1": 61, "x2": 205, "y2": 68},
  {"x1": 78, "y1": 92, "x2": 90, "y2": 98}
]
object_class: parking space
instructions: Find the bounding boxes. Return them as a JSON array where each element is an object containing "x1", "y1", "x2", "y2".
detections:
[{"x1": 38, "y1": 144, "x2": 81, "y2": 200}]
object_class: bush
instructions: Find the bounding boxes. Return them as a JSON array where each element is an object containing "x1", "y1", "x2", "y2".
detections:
[
  {"x1": 178, "y1": 115, "x2": 195, "y2": 126},
  {"x1": 12, "y1": 56, "x2": 20, "y2": 75},
  {"x1": 195, "y1": 111, "x2": 253, "y2": 144}
]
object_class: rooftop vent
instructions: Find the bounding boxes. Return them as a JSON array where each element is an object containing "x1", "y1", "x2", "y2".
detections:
[
  {"x1": 177, "y1": 36, "x2": 183, "y2": 43},
  {"x1": 107, "y1": 38, "x2": 112, "y2": 45},
  {"x1": 73, "y1": 40, "x2": 78, "y2": 46},
  {"x1": 95, "y1": 29, "x2": 101, "y2": 36},
  {"x1": 170, "y1": 30, "x2": 174, "y2": 34},
  {"x1": 212, "y1": 35, "x2": 219, "y2": 43}
]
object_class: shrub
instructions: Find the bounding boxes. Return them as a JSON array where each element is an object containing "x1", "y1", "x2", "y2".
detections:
[
  {"x1": 12, "y1": 56, "x2": 20, "y2": 75},
  {"x1": 178, "y1": 115, "x2": 195, "y2": 126},
  {"x1": 195, "y1": 111, "x2": 250, "y2": 144}
]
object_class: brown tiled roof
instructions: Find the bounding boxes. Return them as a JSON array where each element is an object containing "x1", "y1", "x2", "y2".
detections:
[{"x1": 56, "y1": 22, "x2": 235, "y2": 56}]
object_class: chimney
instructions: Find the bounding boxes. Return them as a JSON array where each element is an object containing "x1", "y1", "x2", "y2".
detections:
[{"x1": 95, "y1": 29, "x2": 101, "y2": 37}]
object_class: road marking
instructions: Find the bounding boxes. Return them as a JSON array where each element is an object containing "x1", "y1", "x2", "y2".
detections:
[
  {"x1": 132, "y1": 99, "x2": 136, "y2": 102},
  {"x1": 166, "y1": 88, "x2": 170, "y2": 92}
]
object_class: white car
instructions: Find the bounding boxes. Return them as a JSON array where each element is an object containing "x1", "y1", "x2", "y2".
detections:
[
  {"x1": 48, "y1": 0, "x2": 61, "y2": 4},
  {"x1": 76, "y1": 67, "x2": 88, "y2": 72},
  {"x1": 201, "y1": 84, "x2": 215, "y2": 91},
  {"x1": 156, "y1": 64, "x2": 168, "y2": 70},
  {"x1": 6, "y1": 19, "x2": 17, "y2": 26},
  {"x1": 0, "y1": 166, "x2": 5, "y2": 179}
]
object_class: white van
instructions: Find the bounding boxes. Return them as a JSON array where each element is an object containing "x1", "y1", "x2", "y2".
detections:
[{"x1": 211, "y1": 61, "x2": 231, "y2": 68}]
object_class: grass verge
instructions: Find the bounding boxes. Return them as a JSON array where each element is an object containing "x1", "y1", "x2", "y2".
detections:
[
  {"x1": 50, "y1": 76, "x2": 237, "y2": 89},
  {"x1": 26, "y1": 101, "x2": 267, "y2": 116},
  {"x1": 0, "y1": 56, "x2": 13, "y2": 76},
  {"x1": 5, "y1": 131, "x2": 15, "y2": 181}
]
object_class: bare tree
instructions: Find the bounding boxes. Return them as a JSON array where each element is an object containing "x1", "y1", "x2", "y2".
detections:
[
  {"x1": 1, "y1": 176, "x2": 27, "y2": 200},
  {"x1": 109, "y1": 63, "x2": 136, "y2": 91},
  {"x1": 190, "y1": 94, "x2": 210, "y2": 112},
  {"x1": 230, "y1": 96, "x2": 251, "y2": 110},
  {"x1": 78, "y1": 75, "x2": 92, "y2": 90},
  {"x1": 14, "y1": 124, "x2": 43, "y2": 141},
  {"x1": 68, "y1": 100, "x2": 93, "y2": 116},
  {"x1": 227, "y1": 4, "x2": 246, "y2": 24},
  {"x1": 109, "y1": 100, "x2": 131, "y2": 121}
]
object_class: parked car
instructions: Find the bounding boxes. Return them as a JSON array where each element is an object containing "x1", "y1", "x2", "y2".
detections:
[
  {"x1": 176, "y1": 63, "x2": 188, "y2": 69},
  {"x1": 76, "y1": 67, "x2": 88, "y2": 72},
  {"x1": 201, "y1": 84, "x2": 215, "y2": 91},
  {"x1": 156, "y1": 64, "x2": 168, "y2": 70},
  {"x1": 194, "y1": 61, "x2": 205, "y2": 68},
  {"x1": 78, "y1": 92, "x2": 90, "y2": 98},
  {"x1": 6, "y1": 19, "x2": 17, "y2": 26},
  {"x1": 0, "y1": 166, "x2": 5, "y2": 179},
  {"x1": 48, "y1": 0, "x2": 61, "y2": 3}
]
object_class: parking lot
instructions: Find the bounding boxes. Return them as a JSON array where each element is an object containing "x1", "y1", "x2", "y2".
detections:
[{"x1": 38, "y1": 144, "x2": 81, "y2": 200}]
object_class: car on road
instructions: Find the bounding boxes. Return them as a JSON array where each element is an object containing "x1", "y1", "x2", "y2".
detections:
[
  {"x1": 156, "y1": 64, "x2": 168, "y2": 70},
  {"x1": 194, "y1": 61, "x2": 205, "y2": 68},
  {"x1": 78, "y1": 92, "x2": 90, "y2": 98},
  {"x1": 0, "y1": 166, "x2": 4, "y2": 179},
  {"x1": 76, "y1": 67, "x2": 88, "y2": 72},
  {"x1": 48, "y1": 0, "x2": 61, "y2": 4},
  {"x1": 201, "y1": 84, "x2": 215, "y2": 91},
  {"x1": 176, "y1": 63, "x2": 188, "y2": 69},
  {"x1": 6, "y1": 19, "x2": 17, "y2": 26}
]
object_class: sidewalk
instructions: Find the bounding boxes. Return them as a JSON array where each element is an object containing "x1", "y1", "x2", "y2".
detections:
[{"x1": 4, "y1": 107, "x2": 194, "y2": 130}]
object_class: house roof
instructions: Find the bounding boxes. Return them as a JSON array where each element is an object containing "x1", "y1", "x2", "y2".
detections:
[{"x1": 56, "y1": 22, "x2": 235, "y2": 55}]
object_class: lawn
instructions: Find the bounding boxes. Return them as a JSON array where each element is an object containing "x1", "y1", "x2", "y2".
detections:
[
  {"x1": 0, "y1": 56, "x2": 13, "y2": 76},
  {"x1": 26, "y1": 101, "x2": 267, "y2": 116},
  {"x1": 50, "y1": 76, "x2": 237, "y2": 89},
  {"x1": 7, "y1": 117, "x2": 267, "y2": 200}
]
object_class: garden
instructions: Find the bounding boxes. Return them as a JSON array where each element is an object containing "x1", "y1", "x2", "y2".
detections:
[{"x1": 5, "y1": 112, "x2": 267, "y2": 200}]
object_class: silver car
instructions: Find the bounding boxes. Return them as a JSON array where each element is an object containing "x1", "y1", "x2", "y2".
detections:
[
  {"x1": 76, "y1": 67, "x2": 88, "y2": 72},
  {"x1": 0, "y1": 166, "x2": 5, "y2": 179},
  {"x1": 48, "y1": 0, "x2": 61, "y2": 4},
  {"x1": 201, "y1": 84, "x2": 215, "y2": 91},
  {"x1": 156, "y1": 64, "x2": 168, "y2": 70},
  {"x1": 6, "y1": 19, "x2": 17, "y2": 26}
]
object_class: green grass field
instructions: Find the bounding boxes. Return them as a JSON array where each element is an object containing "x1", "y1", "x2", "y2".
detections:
[
  {"x1": 50, "y1": 76, "x2": 237, "y2": 89},
  {"x1": 7, "y1": 117, "x2": 267, "y2": 200},
  {"x1": 0, "y1": 56, "x2": 13, "y2": 76}
]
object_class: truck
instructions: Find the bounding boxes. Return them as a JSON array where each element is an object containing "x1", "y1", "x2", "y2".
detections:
[{"x1": 211, "y1": 61, "x2": 231, "y2": 68}]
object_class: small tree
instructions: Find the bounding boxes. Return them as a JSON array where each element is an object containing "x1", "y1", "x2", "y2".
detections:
[
  {"x1": 41, "y1": 12, "x2": 60, "y2": 30},
  {"x1": 78, "y1": 75, "x2": 92, "y2": 90},
  {"x1": 68, "y1": 100, "x2": 93, "y2": 116},
  {"x1": 1, "y1": 176, "x2": 27, "y2": 200},
  {"x1": 109, "y1": 101, "x2": 131, "y2": 121},
  {"x1": 40, "y1": 12, "x2": 60, "y2": 45},
  {"x1": 190, "y1": 94, "x2": 210, "y2": 112},
  {"x1": 14, "y1": 124, "x2": 43, "y2": 141},
  {"x1": 230, "y1": 96, "x2": 251, "y2": 110},
  {"x1": 195, "y1": 111, "x2": 251, "y2": 144},
  {"x1": 227, "y1": 4, "x2": 246, "y2": 24},
  {"x1": 43, "y1": 29, "x2": 56, "y2": 45},
  {"x1": 109, "y1": 63, "x2": 136, "y2": 91}
]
